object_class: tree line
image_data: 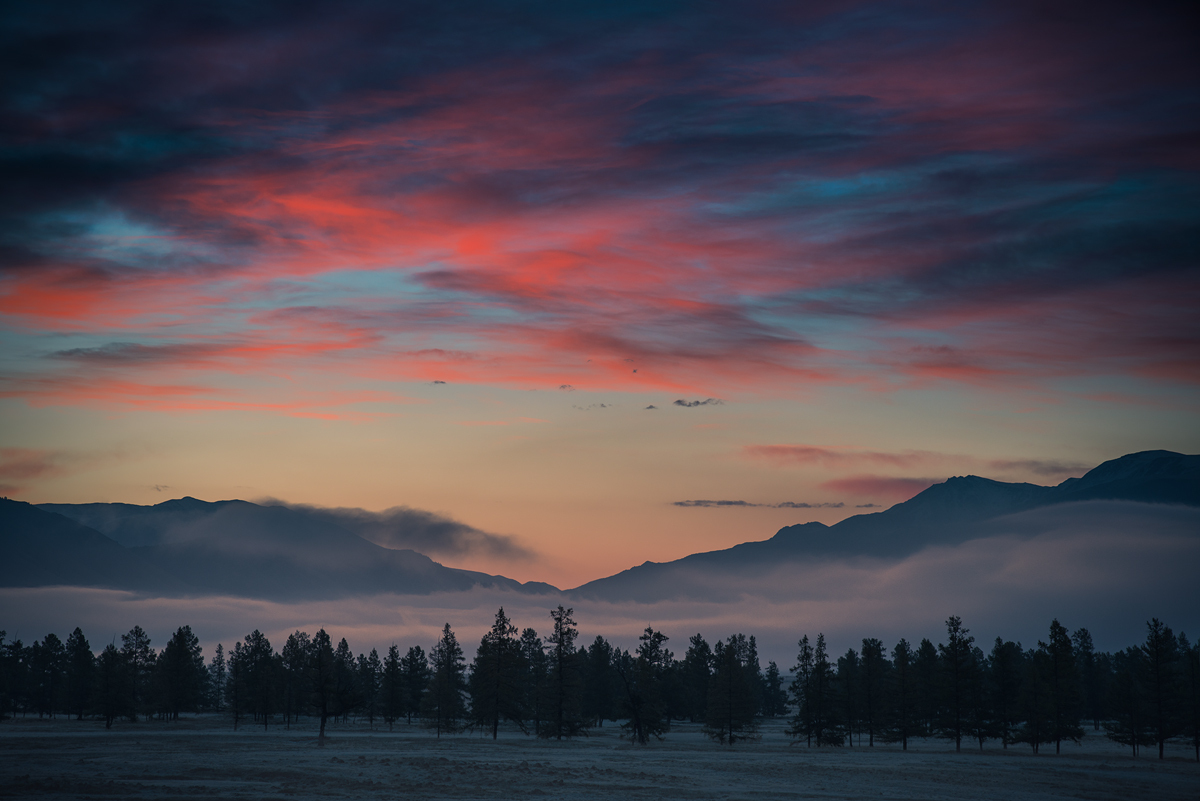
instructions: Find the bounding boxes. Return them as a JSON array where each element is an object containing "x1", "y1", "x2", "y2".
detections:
[{"x1": 1, "y1": 609, "x2": 1197, "y2": 760}]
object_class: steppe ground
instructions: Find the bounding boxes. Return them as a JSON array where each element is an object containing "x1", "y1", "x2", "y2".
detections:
[{"x1": 1, "y1": 716, "x2": 1196, "y2": 801}]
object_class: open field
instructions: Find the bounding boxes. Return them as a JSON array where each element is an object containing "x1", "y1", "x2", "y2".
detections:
[{"x1": 1, "y1": 717, "x2": 1197, "y2": 800}]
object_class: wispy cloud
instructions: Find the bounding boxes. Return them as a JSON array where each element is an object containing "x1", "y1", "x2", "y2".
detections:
[{"x1": 674, "y1": 499, "x2": 844, "y2": 509}]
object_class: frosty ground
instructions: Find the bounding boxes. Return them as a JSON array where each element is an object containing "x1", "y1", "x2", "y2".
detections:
[{"x1": 1, "y1": 717, "x2": 1196, "y2": 800}]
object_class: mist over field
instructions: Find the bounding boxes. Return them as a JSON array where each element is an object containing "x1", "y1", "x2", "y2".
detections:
[{"x1": 7, "y1": 500, "x2": 1196, "y2": 666}]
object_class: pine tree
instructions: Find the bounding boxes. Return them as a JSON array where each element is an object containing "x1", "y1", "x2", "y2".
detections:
[
  {"x1": 616, "y1": 627, "x2": 672, "y2": 744},
  {"x1": 1071, "y1": 627, "x2": 1102, "y2": 731},
  {"x1": 32, "y1": 633, "x2": 66, "y2": 718},
  {"x1": 469, "y1": 607, "x2": 525, "y2": 738},
  {"x1": 1141, "y1": 618, "x2": 1181, "y2": 759},
  {"x1": 158, "y1": 625, "x2": 205, "y2": 721},
  {"x1": 95, "y1": 642, "x2": 126, "y2": 729},
  {"x1": 421, "y1": 623, "x2": 467, "y2": 737},
  {"x1": 310, "y1": 629, "x2": 337, "y2": 741},
  {"x1": 704, "y1": 636, "x2": 759, "y2": 745},
  {"x1": 226, "y1": 641, "x2": 247, "y2": 730},
  {"x1": 208, "y1": 644, "x2": 227, "y2": 712},
  {"x1": 281, "y1": 632, "x2": 310, "y2": 728},
  {"x1": 680, "y1": 634, "x2": 713, "y2": 724},
  {"x1": 333, "y1": 638, "x2": 357, "y2": 723},
  {"x1": 988, "y1": 638, "x2": 1023, "y2": 748},
  {"x1": 913, "y1": 638, "x2": 940, "y2": 737},
  {"x1": 519, "y1": 628, "x2": 547, "y2": 735},
  {"x1": 582, "y1": 636, "x2": 617, "y2": 727},
  {"x1": 120, "y1": 626, "x2": 154, "y2": 721},
  {"x1": 1045, "y1": 620, "x2": 1083, "y2": 753},
  {"x1": 64, "y1": 628, "x2": 94, "y2": 721},
  {"x1": 1177, "y1": 632, "x2": 1199, "y2": 762},
  {"x1": 359, "y1": 649, "x2": 382, "y2": 727},
  {"x1": 938, "y1": 616, "x2": 975, "y2": 752},
  {"x1": 838, "y1": 648, "x2": 860, "y2": 746},
  {"x1": 401, "y1": 645, "x2": 430, "y2": 724},
  {"x1": 965, "y1": 646, "x2": 990, "y2": 750},
  {"x1": 883, "y1": 638, "x2": 914, "y2": 750},
  {"x1": 1105, "y1": 646, "x2": 1154, "y2": 757},
  {"x1": 761, "y1": 661, "x2": 788, "y2": 718},
  {"x1": 542, "y1": 606, "x2": 585, "y2": 739},
  {"x1": 382, "y1": 644, "x2": 404, "y2": 731},
  {"x1": 1014, "y1": 646, "x2": 1053, "y2": 753},
  {"x1": 859, "y1": 639, "x2": 888, "y2": 746}
]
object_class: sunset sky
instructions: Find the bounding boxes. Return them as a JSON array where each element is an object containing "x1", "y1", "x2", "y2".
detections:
[{"x1": 2, "y1": 2, "x2": 1198, "y2": 589}]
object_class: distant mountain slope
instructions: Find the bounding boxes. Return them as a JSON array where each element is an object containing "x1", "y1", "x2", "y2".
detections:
[
  {"x1": 569, "y1": 450, "x2": 1200, "y2": 600},
  {"x1": 0, "y1": 499, "x2": 189, "y2": 593},
  {"x1": 25, "y1": 497, "x2": 558, "y2": 600}
]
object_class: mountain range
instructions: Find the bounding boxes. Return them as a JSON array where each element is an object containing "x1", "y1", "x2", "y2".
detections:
[{"x1": 2, "y1": 450, "x2": 1196, "y2": 603}]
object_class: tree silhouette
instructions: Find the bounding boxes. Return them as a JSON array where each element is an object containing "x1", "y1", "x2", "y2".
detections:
[
  {"x1": 1141, "y1": 618, "x2": 1181, "y2": 759},
  {"x1": 382, "y1": 644, "x2": 404, "y2": 731},
  {"x1": 95, "y1": 642, "x2": 126, "y2": 728},
  {"x1": 401, "y1": 645, "x2": 429, "y2": 724},
  {"x1": 120, "y1": 626, "x2": 154, "y2": 721},
  {"x1": 281, "y1": 631, "x2": 310, "y2": 728},
  {"x1": 64, "y1": 628, "x2": 94, "y2": 720},
  {"x1": 938, "y1": 616, "x2": 975, "y2": 752},
  {"x1": 617, "y1": 627, "x2": 671, "y2": 744},
  {"x1": 913, "y1": 638, "x2": 940, "y2": 737},
  {"x1": 838, "y1": 648, "x2": 860, "y2": 746},
  {"x1": 885, "y1": 638, "x2": 915, "y2": 750},
  {"x1": 158, "y1": 625, "x2": 205, "y2": 721},
  {"x1": 310, "y1": 629, "x2": 337, "y2": 742},
  {"x1": 469, "y1": 607, "x2": 526, "y2": 739},
  {"x1": 421, "y1": 623, "x2": 467, "y2": 737},
  {"x1": 1071, "y1": 627, "x2": 1103, "y2": 731},
  {"x1": 787, "y1": 635, "x2": 815, "y2": 746},
  {"x1": 519, "y1": 628, "x2": 546, "y2": 735},
  {"x1": 542, "y1": 606, "x2": 584, "y2": 739},
  {"x1": 1105, "y1": 646, "x2": 1154, "y2": 757},
  {"x1": 988, "y1": 638, "x2": 1023, "y2": 748},
  {"x1": 761, "y1": 661, "x2": 788, "y2": 718},
  {"x1": 207, "y1": 644, "x2": 226, "y2": 713},
  {"x1": 704, "y1": 635, "x2": 759, "y2": 745},
  {"x1": 358, "y1": 649, "x2": 382, "y2": 728},
  {"x1": 1178, "y1": 632, "x2": 1199, "y2": 762},
  {"x1": 1045, "y1": 620, "x2": 1083, "y2": 753},
  {"x1": 859, "y1": 638, "x2": 888, "y2": 746},
  {"x1": 581, "y1": 636, "x2": 617, "y2": 727}
]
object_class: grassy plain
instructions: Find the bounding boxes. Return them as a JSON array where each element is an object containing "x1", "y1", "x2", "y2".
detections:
[{"x1": 1, "y1": 716, "x2": 1197, "y2": 800}]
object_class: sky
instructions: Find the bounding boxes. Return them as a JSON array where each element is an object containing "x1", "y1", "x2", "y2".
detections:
[{"x1": 1, "y1": 1, "x2": 1198, "y2": 589}]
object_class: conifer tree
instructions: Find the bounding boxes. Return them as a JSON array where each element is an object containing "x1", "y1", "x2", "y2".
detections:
[
  {"x1": 310, "y1": 629, "x2": 337, "y2": 741},
  {"x1": 1045, "y1": 620, "x2": 1083, "y2": 753},
  {"x1": 938, "y1": 616, "x2": 975, "y2": 752},
  {"x1": 1105, "y1": 646, "x2": 1154, "y2": 756},
  {"x1": 469, "y1": 607, "x2": 525, "y2": 738},
  {"x1": 617, "y1": 627, "x2": 672, "y2": 744},
  {"x1": 1015, "y1": 646, "x2": 1054, "y2": 753},
  {"x1": 421, "y1": 623, "x2": 467, "y2": 737},
  {"x1": 382, "y1": 644, "x2": 404, "y2": 731},
  {"x1": 31, "y1": 633, "x2": 66, "y2": 718},
  {"x1": 359, "y1": 649, "x2": 382, "y2": 727},
  {"x1": 242, "y1": 630, "x2": 277, "y2": 729},
  {"x1": 859, "y1": 639, "x2": 888, "y2": 746},
  {"x1": 96, "y1": 642, "x2": 126, "y2": 728},
  {"x1": 120, "y1": 626, "x2": 154, "y2": 721},
  {"x1": 1071, "y1": 627, "x2": 1102, "y2": 731},
  {"x1": 208, "y1": 644, "x2": 226, "y2": 712},
  {"x1": 1141, "y1": 618, "x2": 1181, "y2": 759},
  {"x1": 704, "y1": 636, "x2": 759, "y2": 745},
  {"x1": 913, "y1": 638, "x2": 940, "y2": 736},
  {"x1": 64, "y1": 628, "x2": 94, "y2": 721},
  {"x1": 681, "y1": 634, "x2": 713, "y2": 724},
  {"x1": 787, "y1": 635, "x2": 815, "y2": 746},
  {"x1": 333, "y1": 638, "x2": 357, "y2": 722},
  {"x1": 988, "y1": 638, "x2": 1023, "y2": 748},
  {"x1": 761, "y1": 661, "x2": 788, "y2": 718},
  {"x1": 158, "y1": 625, "x2": 205, "y2": 721},
  {"x1": 965, "y1": 646, "x2": 990, "y2": 750},
  {"x1": 401, "y1": 645, "x2": 430, "y2": 724},
  {"x1": 281, "y1": 632, "x2": 310, "y2": 728},
  {"x1": 519, "y1": 628, "x2": 547, "y2": 735},
  {"x1": 885, "y1": 638, "x2": 915, "y2": 750},
  {"x1": 582, "y1": 636, "x2": 617, "y2": 727},
  {"x1": 226, "y1": 641, "x2": 247, "y2": 730},
  {"x1": 838, "y1": 648, "x2": 860, "y2": 746},
  {"x1": 542, "y1": 606, "x2": 585, "y2": 739},
  {"x1": 1178, "y1": 632, "x2": 1199, "y2": 762}
]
